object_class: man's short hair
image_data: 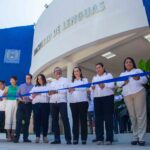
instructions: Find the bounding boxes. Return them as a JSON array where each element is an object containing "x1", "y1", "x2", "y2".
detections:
[
  {"x1": 0, "y1": 80, "x2": 5, "y2": 84},
  {"x1": 26, "y1": 73, "x2": 33, "y2": 79},
  {"x1": 54, "y1": 67, "x2": 62, "y2": 73},
  {"x1": 10, "y1": 76, "x2": 17, "y2": 81}
]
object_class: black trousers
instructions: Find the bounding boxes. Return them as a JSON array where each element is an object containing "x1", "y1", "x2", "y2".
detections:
[
  {"x1": 0, "y1": 111, "x2": 7, "y2": 138},
  {"x1": 33, "y1": 103, "x2": 50, "y2": 137},
  {"x1": 15, "y1": 102, "x2": 32, "y2": 140},
  {"x1": 0, "y1": 111, "x2": 5, "y2": 130},
  {"x1": 50, "y1": 103, "x2": 71, "y2": 142},
  {"x1": 70, "y1": 102, "x2": 88, "y2": 142},
  {"x1": 94, "y1": 95, "x2": 114, "y2": 142}
]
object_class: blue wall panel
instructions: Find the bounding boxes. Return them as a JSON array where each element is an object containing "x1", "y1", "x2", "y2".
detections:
[
  {"x1": 0, "y1": 25, "x2": 34, "y2": 85},
  {"x1": 143, "y1": 0, "x2": 150, "y2": 27}
]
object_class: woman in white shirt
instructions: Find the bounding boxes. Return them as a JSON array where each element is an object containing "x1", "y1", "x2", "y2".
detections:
[
  {"x1": 91, "y1": 63, "x2": 114, "y2": 145},
  {"x1": 69, "y1": 67, "x2": 88, "y2": 145},
  {"x1": 117, "y1": 57, "x2": 147, "y2": 146},
  {"x1": 30, "y1": 74, "x2": 49, "y2": 143}
]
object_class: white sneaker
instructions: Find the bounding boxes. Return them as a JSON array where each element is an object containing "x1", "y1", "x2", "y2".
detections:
[
  {"x1": 96, "y1": 141, "x2": 104, "y2": 145},
  {"x1": 43, "y1": 137, "x2": 49, "y2": 143},
  {"x1": 35, "y1": 137, "x2": 40, "y2": 143},
  {"x1": 105, "y1": 141, "x2": 112, "y2": 145}
]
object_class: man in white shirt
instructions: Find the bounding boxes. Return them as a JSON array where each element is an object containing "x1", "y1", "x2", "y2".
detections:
[
  {"x1": 0, "y1": 80, "x2": 6, "y2": 136},
  {"x1": 48, "y1": 67, "x2": 71, "y2": 144}
]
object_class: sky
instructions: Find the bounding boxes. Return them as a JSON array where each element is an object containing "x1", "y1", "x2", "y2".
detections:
[{"x1": 0, "y1": 0, "x2": 53, "y2": 29}]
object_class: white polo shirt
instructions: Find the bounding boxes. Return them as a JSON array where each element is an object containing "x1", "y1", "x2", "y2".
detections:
[
  {"x1": 117, "y1": 68, "x2": 147, "y2": 96},
  {"x1": 30, "y1": 85, "x2": 49, "y2": 104},
  {"x1": 69, "y1": 78, "x2": 88, "y2": 103},
  {"x1": 91, "y1": 73, "x2": 114, "y2": 98},
  {"x1": 0, "y1": 89, "x2": 6, "y2": 111},
  {"x1": 48, "y1": 77, "x2": 68, "y2": 103}
]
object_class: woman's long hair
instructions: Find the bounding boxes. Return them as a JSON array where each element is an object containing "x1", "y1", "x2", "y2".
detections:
[
  {"x1": 123, "y1": 57, "x2": 137, "y2": 71},
  {"x1": 36, "y1": 74, "x2": 47, "y2": 86},
  {"x1": 96, "y1": 62, "x2": 107, "y2": 73},
  {"x1": 72, "y1": 67, "x2": 84, "y2": 82}
]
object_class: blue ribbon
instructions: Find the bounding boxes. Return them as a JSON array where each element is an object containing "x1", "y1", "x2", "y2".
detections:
[{"x1": 0, "y1": 71, "x2": 150, "y2": 99}]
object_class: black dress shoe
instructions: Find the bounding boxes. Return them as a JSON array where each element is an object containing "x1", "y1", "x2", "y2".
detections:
[
  {"x1": 82, "y1": 141, "x2": 86, "y2": 145},
  {"x1": 138, "y1": 141, "x2": 145, "y2": 146},
  {"x1": 51, "y1": 141, "x2": 61, "y2": 144},
  {"x1": 92, "y1": 139, "x2": 97, "y2": 143},
  {"x1": 24, "y1": 139, "x2": 32, "y2": 143},
  {"x1": 131, "y1": 141, "x2": 138, "y2": 145},
  {"x1": 13, "y1": 138, "x2": 19, "y2": 143},
  {"x1": 73, "y1": 141, "x2": 78, "y2": 145},
  {"x1": 66, "y1": 141, "x2": 72, "y2": 145}
]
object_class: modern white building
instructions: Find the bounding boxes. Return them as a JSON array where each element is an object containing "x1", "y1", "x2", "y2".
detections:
[{"x1": 30, "y1": 0, "x2": 150, "y2": 80}]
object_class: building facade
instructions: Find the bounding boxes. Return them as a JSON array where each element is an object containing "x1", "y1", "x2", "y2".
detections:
[{"x1": 30, "y1": 0, "x2": 150, "y2": 80}]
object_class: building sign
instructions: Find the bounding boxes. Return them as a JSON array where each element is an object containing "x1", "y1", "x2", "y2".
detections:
[
  {"x1": 4, "y1": 49, "x2": 21, "y2": 64},
  {"x1": 34, "y1": 1, "x2": 106, "y2": 56}
]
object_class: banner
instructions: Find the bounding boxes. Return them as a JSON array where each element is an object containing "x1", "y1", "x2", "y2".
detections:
[
  {"x1": 0, "y1": 71, "x2": 150, "y2": 99},
  {"x1": 0, "y1": 25, "x2": 34, "y2": 85}
]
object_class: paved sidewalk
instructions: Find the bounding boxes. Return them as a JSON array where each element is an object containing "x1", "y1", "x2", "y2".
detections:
[{"x1": 0, "y1": 134, "x2": 149, "y2": 150}]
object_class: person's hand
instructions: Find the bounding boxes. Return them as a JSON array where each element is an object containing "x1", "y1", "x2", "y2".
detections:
[
  {"x1": 19, "y1": 99, "x2": 25, "y2": 102},
  {"x1": 19, "y1": 96, "x2": 28, "y2": 102},
  {"x1": 91, "y1": 85, "x2": 95, "y2": 90},
  {"x1": 49, "y1": 91, "x2": 54, "y2": 95},
  {"x1": 32, "y1": 94, "x2": 38, "y2": 99},
  {"x1": 133, "y1": 76, "x2": 140, "y2": 80},
  {"x1": 124, "y1": 79, "x2": 129, "y2": 85},
  {"x1": 68, "y1": 88, "x2": 75, "y2": 93},
  {"x1": 99, "y1": 83, "x2": 105, "y2": 89},
  {"x1": 23, "y1": 96, "x2": 29, "y2": 100},
  {"x1": 86, "y1": 89, "x2": 91, "y2": 94},
  {"x1": 49, "y1": 90, "x2": 58, "y2": 95},
  {"x1": 122, "y1": 79, "x2": 129, "y2": 87}
]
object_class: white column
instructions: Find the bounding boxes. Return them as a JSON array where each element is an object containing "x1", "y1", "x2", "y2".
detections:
[{"x1": 67, "y1": 62, "x2": 77, "y2": 81}]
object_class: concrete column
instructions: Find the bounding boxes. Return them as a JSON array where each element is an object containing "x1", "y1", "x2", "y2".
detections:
[{"x1": 67, "y1": 62, "x2": 77, "y2": 81}]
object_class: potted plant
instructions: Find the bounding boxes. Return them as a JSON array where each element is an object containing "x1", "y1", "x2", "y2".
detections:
[
  {"x1": 114, "y1": 87, "x2": 131, "y2": 134},
  {"x1": 138, "y1": 58, "x2": 150, "y2": 132}
]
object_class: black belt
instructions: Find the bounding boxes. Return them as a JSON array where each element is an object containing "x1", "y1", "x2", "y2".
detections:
[{"x1": 19, "y1": 101, "x2": 32, "y2": 104}]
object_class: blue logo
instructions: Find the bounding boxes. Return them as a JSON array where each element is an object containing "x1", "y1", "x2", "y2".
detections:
[{"x1": 4, "y1": 49, "x2": 21, "y2": 64}]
